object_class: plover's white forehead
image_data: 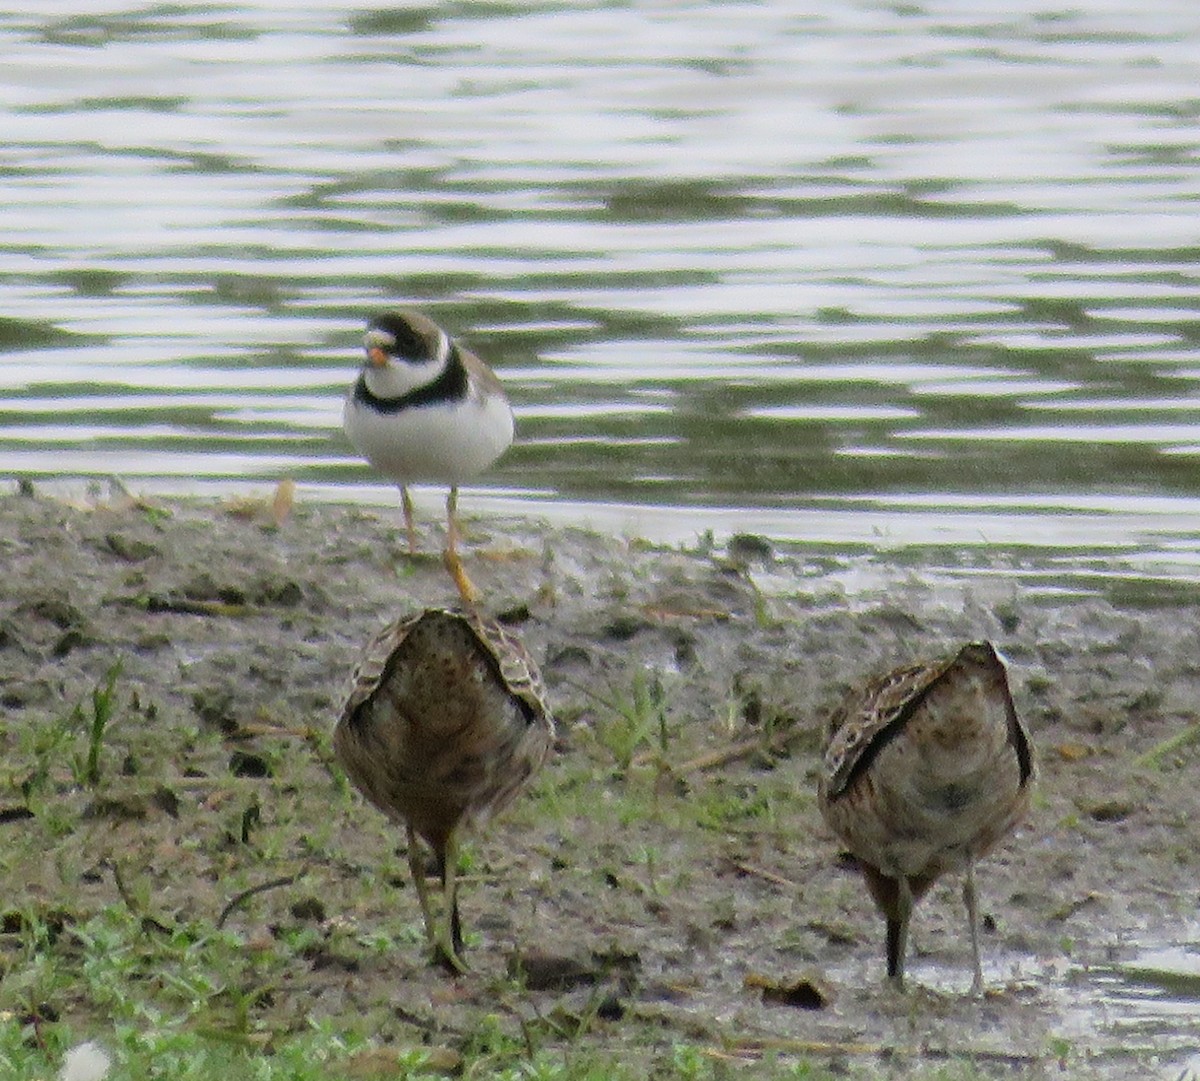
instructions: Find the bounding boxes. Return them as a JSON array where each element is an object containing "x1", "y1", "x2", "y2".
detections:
[{"x1": 364, "y1": 327, "x2": 395, "y2": 352}]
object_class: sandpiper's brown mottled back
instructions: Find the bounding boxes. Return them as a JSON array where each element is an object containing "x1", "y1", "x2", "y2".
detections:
[
  {"x1": 334, "y1": 606, "x2": 553, "y2": 973},
  {"x1": 342, "y1": 310, "x2": 514, "y2": 606},
  {"x1": 818, "y1": 641, "x2": 1034, "y2": 994}
]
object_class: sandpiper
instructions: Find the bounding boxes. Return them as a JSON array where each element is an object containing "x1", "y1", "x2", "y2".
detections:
[
  {"x1": 342, "y1": 310, "x2": 514, "y2": 605},
  {"x1": 334, "y1": 606, "x2": 554, "y2": 973},
  {"x1": 818, "y1": 641, "x2": 1034, "y2": 994}
]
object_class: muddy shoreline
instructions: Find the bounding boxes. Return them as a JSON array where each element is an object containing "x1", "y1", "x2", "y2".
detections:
[{"x1": 2, "y1": 485, "x2": 1199, "y2": 1078}]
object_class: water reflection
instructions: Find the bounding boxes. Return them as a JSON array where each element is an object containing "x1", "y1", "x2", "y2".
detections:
[{"x1": 0, "y1": 1, "x2": 1198, "y2": 585}]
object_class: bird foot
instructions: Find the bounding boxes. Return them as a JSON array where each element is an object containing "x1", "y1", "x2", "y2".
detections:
[
  {"x1": 432, "y1": 941, "x2": 469, "y2": 976},
  {"x1": 444, "y1": 549, "x2": 481, "y2": 608}
]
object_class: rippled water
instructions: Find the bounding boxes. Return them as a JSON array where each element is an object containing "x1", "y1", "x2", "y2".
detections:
[
  {"x1": 1063, "y1": 936, "x2": 1200, "y2": 1078},
  {"x1": 2, "y1": 1, "x2": 1200, "y2": 584}
]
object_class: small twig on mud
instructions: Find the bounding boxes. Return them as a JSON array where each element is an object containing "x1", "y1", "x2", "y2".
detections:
[
  {"x1": 555, "y1": 674, "x2": 626, "y2": 718},
  {"x1": 109, "y1": 859, "x2": 138, "y2": 915},
  {"x1": 635, "y1": 1006, "x2": 1044, "y2": 1069},
  {"x1": 639, "y1": 603, "x2": 731, "y2": 622},
  {"x1": 108, "y1": 859, "x2": 172, "y2": 933},
  {"x1": 217, "y1": 870, "x2": 304, "y2": 929},
  {"x1": 627, "y1": 698, "x2": 804, "y2": 773},
  {"x1": 723, "y1": 857, "x2": 800, "y2": 891},
  {"x1": 726, "y1": 1035, "x2": 1043, "y2": 1066},
  {"x1": 669, "y1": 736, "x2": 766, "y2": 773},
  {"x1": 670, "y1": 728, "x2": 799, "y2": 775},
  {"x1": 118, "y1": 594, "x2": 253, "y2": 618},
  {"x1": 1134, "y1": 720, "x2": 1200, "y2": 769},
  {"x1": 716, "y1": 1037, "x2": 885, "y2": 1059}
]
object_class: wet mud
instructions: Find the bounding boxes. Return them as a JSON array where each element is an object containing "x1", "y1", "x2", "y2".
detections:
[{"x1": 2, "y1": 486, "x2": 1199, "y2": 1078}]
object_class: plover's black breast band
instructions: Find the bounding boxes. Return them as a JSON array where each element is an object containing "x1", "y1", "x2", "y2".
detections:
[{"x1": 354, "y1": 343, "x2": 470, "y2": 412}]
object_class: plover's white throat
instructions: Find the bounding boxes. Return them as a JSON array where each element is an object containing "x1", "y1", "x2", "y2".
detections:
[{"x1": 343, "y1": 309, "x2": 514, "y2": 604}]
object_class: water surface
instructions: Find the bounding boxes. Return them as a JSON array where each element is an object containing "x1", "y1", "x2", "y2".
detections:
[{"x1": 2, "y1": 1, "x2": 1199, "y2": 590}]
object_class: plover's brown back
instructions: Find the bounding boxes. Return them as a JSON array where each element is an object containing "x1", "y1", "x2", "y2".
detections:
[{"x1": 818, "y1": 641, "x2": 1034, "y2": 992}]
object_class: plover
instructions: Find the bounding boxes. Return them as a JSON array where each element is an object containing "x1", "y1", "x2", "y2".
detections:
[{"x1": 343, "y1": 310, "x2": 514, "y2": 605}]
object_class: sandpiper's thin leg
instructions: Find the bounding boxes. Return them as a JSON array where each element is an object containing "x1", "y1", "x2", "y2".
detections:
[
  {"x1": 400, "y1": 485, "x2": 418, "y2": 554},
  {"x1": 964, "y1": 860, "x2": 984, "y2": 996},
  {"x1": 444, "y1": 486, "x2": 480, "y2": 607},
  {"x1": 406, "y1": 823, "x2": 437, "y2": 951},
  {"x1": 886, "y1": 876, "x2": 914, "y2": 988},
  {"x1": 436, "y1": 833, "x2": 469, "y2": 973}
]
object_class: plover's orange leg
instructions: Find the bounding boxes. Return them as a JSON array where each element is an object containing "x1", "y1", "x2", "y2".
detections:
[{"x1": 444, "y1": 486, "x2": 480, "y2": 608}]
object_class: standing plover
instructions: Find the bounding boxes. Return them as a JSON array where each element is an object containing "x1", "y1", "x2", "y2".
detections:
[{"x1": 343, "y1": 310, "x2": 514, "y2": 605}]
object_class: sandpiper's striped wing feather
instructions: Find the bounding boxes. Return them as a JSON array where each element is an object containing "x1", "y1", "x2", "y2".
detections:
[
  {"x1": 338, "y1": 609, "x2": 429, "y2": 725},
  {"x1": 340, "y1": 607, "x2": 551, "y2": 732},
  {"x1": 461, "y1": 609, "x2": 550, "y2": 724},
  {"x1": 335, "y1": 606, "x2": 555, "y2": 834},
  {"x1": 821, "y1": 649, "x2": 961, "y2": 800}
]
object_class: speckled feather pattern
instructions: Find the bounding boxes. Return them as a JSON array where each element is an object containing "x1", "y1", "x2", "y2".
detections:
[
  {"x1": 334, "y1": 607, "x2": 553, "y2": 849},
  {"x1": 821, "y1": 650, "x2": 961, "y2": 802},
  {"x1": 818, "y1": 641, "x2": 1034, "y2": 884}
]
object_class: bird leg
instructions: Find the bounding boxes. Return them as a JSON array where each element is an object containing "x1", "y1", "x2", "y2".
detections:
[
  {"x1": 406, "y1": 823, "x2": 438, "y2": 953},
  {"x1": 963, "y1": 860, "x2": 984, "y2": 996},
  {"x1": 434, "y1": 833, "x2": 469, "y2": 974},
  {"x1": 886, "y1": 875, "x2": 914, "y2": 989},
  {"x1": 443, "y1": 486, "x2": 481, "y2": 608},
  {"x1": 399, "y1": 486, "x2": 418, "y2": 555}
]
